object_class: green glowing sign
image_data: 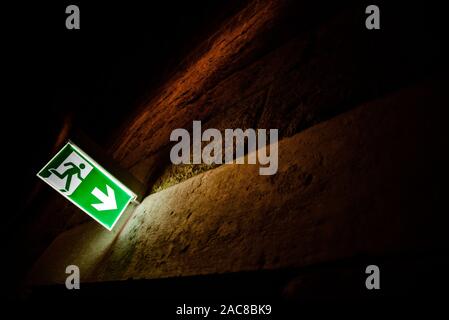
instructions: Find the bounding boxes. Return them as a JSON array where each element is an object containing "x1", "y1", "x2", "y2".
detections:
[{"x1": 37, "y1": 142, "x2": 136, "y2": 230}]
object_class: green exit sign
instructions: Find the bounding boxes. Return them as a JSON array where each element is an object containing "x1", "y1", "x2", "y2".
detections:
[{"x1": 37, "y1": 142, "x2": 136, "y2": 230}]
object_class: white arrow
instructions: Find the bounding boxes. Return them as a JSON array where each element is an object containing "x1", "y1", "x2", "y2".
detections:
[{"x1": 91, "y1": 185, "x2": 117, "y2": 211}]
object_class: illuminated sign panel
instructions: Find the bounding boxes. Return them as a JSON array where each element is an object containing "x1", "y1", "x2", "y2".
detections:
[{"x1": 37, "y1": 142, "x2": 136, "y2": 230}]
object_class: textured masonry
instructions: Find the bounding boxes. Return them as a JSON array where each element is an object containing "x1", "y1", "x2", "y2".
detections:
[{"x1": 29, "y1": 83, "x2": 448, "y2": 285}]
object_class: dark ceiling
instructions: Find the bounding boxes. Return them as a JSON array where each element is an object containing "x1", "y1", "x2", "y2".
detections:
[{"x1": 4, "y1": 1, "x2": 244, "y2": 216}]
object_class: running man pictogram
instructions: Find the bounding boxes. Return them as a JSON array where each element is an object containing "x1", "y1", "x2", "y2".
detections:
[{"x1": 49, "y1": 162, "x2": 86, "y2": 192}]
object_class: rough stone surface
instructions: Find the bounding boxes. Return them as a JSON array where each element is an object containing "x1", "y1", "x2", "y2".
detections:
[
  {"x1": 110, "y1": 0, "x2": 441, "y2": 193},
  {"x1": 29, "y1": 83, "x2": 448, "y2": 285}
]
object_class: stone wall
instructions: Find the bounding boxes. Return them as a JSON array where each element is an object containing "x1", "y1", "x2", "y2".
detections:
[
  {"x1": 29, "y1": 83, "x2": 448, "y2": 285},
  {"x1": 110, "y1": 0, "x2": 442, "y2": 194}
]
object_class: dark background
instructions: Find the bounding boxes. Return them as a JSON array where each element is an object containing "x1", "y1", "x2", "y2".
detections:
[
  {"x1": 4, "y1": 0, "x2": 446, "y2": 228},
  {"x1": 4, "y1": 0, "x2": 245, "y2": 217},
  {"x1": 3, "y1": 0, "x2": 248, "y2": 303}
]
